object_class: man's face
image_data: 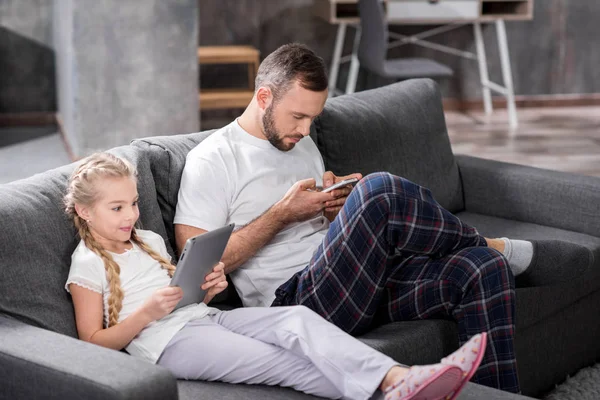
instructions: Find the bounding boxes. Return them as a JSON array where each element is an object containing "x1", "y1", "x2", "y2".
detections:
[{"x1": 261, "y1": 81, "x2": 328, "y2": 152}]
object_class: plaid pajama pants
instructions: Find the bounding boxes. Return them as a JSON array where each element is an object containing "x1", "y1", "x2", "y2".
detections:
[{"x1": 272, "y1": 172, "x2": 519, "y2": 393}]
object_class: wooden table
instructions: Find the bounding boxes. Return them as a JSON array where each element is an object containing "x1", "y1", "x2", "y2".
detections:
[{"x1": 314, "y1": 0, "x2": 534, "y2": 130}]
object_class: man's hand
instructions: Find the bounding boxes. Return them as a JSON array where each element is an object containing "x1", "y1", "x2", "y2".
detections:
[
  {"x1": 322, "y1": 171, "x2": 363, "y2": 219},
  {"x1": 202, "y1": 262, "x2": 228, "y2": 304},
  {"x1": 273, "y1": 178, "x2": 332, "y2": 224}
]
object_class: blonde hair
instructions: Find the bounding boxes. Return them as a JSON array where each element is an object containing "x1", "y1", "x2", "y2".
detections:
[{"x1": 64, "y1": 153, "x2": 175, "y2": 327}]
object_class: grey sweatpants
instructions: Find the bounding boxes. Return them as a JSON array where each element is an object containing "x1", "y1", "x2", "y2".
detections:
[{"x1": 157, "y1": 306, "x2": 398, "y2": 400}]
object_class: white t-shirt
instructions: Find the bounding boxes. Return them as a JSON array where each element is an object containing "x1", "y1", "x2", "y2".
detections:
[
  {"x1": 65, "y1": 229, "x2": 215, "y2": 363},
  {"x1": 174, "y1": 120, "x2": 329, "y2": 307}
]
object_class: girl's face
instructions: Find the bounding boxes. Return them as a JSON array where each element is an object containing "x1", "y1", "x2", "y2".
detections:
[{"x1": 79, "y1": 176, "x2": 140, "y2": 251}]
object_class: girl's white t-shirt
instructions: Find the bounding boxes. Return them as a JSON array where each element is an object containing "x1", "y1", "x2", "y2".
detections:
[{"x1": 65, "y1": 229, "x2": 216, "y2": 363}]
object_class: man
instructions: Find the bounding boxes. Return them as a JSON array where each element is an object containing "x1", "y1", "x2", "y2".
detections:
[{"x1": 174, "y1": 43, "x2": 591, "y2": 393}]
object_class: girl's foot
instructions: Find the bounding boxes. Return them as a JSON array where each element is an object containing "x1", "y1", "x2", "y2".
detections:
[
  {"x1": 384, "y1": 363, "x2": 463, "y2": 400},
  {"x1": 440, "y1": 332, "x2": 488, "y2": 400}
]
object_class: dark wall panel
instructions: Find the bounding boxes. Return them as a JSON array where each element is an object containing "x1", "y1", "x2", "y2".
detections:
[{"x1": 0, "y1": 0, "x2": 55, "y2": 113}]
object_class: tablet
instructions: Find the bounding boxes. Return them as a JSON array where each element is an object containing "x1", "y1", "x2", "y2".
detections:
[{"x1": 170, "y1": 223, "x2": 235, "y2": 310}]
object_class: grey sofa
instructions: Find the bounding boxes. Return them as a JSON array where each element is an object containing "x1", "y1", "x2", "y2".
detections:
[{"x1": 1, "y1": 79, "x2": 596, "y2": 400}]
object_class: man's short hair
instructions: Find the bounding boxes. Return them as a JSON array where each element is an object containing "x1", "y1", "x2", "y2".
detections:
[{"x1": 255, "y1": 43, "x2": 328, "y2": 101}]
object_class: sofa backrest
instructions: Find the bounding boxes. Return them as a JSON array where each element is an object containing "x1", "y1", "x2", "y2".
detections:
[
  {"x1": 132, "y1": 129, "x2": 327, "y2": 255},
  {"x1": 313, "y1": 79, "x2": 464, "y2": 212},
  {"x1": 132, "y1": 79, "x2": 464, "y2": 256},
  {"x1": 131, "y1": 130, "x2": 217, "y2": 257},
  {"x1": 0, "y1": 146, "x2": 171, "y2": 337}
]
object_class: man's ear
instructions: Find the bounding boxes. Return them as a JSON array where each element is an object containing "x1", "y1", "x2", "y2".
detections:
[
  {"x1": 256, "y1": 86, "x2": 273, "y2": 111},
  {"x1": 74, "y1": 204, "x2": 91, "y2": 221}
]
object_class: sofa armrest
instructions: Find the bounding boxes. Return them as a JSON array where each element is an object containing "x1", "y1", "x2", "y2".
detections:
[
  {"x1": 456, "y1": 155, "x2": 600, "y2": 237},
  {"x1": 0, "y1": 316, "x2": 178, "y2": 400}
]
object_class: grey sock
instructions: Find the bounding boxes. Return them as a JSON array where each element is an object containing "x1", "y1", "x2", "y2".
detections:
[{"x1": 500, "y1": 237, "x2": 533, "y2": 276}]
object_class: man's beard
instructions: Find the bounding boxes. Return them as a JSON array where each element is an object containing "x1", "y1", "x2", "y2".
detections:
[{"x1": 262, "y1": 104, "x2": 302, "y2": 152}]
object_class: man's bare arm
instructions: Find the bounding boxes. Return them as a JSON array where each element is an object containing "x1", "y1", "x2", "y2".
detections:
[{"x1": 175, "y1": 206, "x2": 286, "y2": 274}]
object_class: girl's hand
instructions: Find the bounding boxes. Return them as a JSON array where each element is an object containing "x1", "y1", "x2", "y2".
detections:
[
  {"x1": 141, "y1": 286, "x2": 184, "y2": 322},
  {"x1": 202, "y1": 262, "x2": 228, "y2": 304}
]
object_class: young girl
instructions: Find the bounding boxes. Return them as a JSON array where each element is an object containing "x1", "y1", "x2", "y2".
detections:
[{"x1": 64, "y1": 153, "x2": 487, "y2": 400}]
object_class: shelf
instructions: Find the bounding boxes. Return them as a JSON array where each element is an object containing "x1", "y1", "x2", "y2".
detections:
[
  {"x1": 481, "y1": 0, "x2": 532, "y2": 20},
  {"x1": 198, "y1": 45, "x2": 260, "y2": 110},
  {"x1": 198, "y1": 46, "x2": 260, "y2": 65},
  {"x1": 336, "y1": 3, "x2": 359, "y2": 19},
  {"x1": 199, "y1": 89, "x2": 254, "y2": 110}
]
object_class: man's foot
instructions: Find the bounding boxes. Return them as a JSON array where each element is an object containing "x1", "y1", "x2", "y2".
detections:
[
  {"x1": 441, "y1": 333, "x2": 488, "y2": 400},
  {"x1": 384, "y1": 364, "x2": 462, "y2": 400},
  {"x1": 494, "y1": 238, "x2": 533, "y2": 276},
  {"x1": 516, "y1": 240, "x2": 593, "y2": 287}
]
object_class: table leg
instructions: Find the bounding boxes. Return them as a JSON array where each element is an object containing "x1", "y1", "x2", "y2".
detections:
[
  {"x1": 496, "y1": 19, "x2": 518, "y2": 130},
  {"x1": 473, "y1": 22, "x2": 493, "y2": 116},
  {"x1": 329, "y1": 23, "x2": 347, "y2": 98},
  {"x1": 345, "y1": 25, "x2": 361, "y2": 94}
]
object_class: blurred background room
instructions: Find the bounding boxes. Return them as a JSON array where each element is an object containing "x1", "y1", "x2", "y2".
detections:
[
  {"x1": 1, "y1": 0, "x2": 599, "y2": 183},
  {"x1": 2, "y1": 2, "x2": 600, "y2": 399}
]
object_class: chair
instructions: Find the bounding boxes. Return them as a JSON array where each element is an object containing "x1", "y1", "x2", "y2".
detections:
[{"x1": 357, "y1": 0, "x2": 453, "y2": 80}]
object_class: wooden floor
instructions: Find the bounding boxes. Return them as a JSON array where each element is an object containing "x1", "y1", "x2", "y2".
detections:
[{"x1": 446, "y1": 106, "x2": 600, "y2": 178}]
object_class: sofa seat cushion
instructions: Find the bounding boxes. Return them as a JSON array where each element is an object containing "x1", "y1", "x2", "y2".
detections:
[
  {"x1": 313, "y1": 79, "x2": 464, "y2": 213},
  {"x1": 0, "y1": 146, "x2": 170, "y2": 337},
  {"x1": 456, "y1": 211, "x2": 600, "y2": 330},
  {"x1": 358, "y1": 319, "x2": 458, "y2": 365},
  {"x1": 177, "y1": 365, "x2": 533, "y2": 400}
]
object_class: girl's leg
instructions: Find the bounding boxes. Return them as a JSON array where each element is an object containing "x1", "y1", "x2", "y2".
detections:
[
  {"x1": 214, "y1": 306, "x2": 397, "y2": 400},
  {"x1": 157, "y1": 317, "x2": 344, "y2": 399},
  {"x1": 216, "y1": 306, "x2": 475, "y2": 400}
]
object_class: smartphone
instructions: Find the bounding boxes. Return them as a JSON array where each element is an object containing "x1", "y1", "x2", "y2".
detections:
[{"x1": 321, "y1": 177, "x2": 359, "y2": 193}]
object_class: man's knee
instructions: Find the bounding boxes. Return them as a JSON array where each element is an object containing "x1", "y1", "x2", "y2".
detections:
[
  {"x1": 359, "y1": 172, "x2": 423, "y2": 198},
  {"x1": 451, "y1": 247, "x2": 515, "y2": 293}
]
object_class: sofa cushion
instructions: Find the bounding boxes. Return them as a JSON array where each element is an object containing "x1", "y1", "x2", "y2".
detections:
[
  {"x1": 313, "y1": 79, "x2": 464, "y2": 213},
  {"x1": 456, "y1": 211, "x2": 600, "y2": 330},
  {"x1": 177, "y1": 380, "x2": 532, "y2": 400},
  {"x1": 177, "y1": 315, "x2": 521, "y2": 399},
  {"x1": 177, "y1": 358, "x2": 532, "y2": 400},
  {"x1": 358, "y1": 320, "x2": 458, "y2": 365},
  {"x1": 132, "y1": 80, "x2": 462, "y2": 245},
  {"x1": 0, "y1": 146, "x2": 170, "y2": 337},
  {"x1": 131, "y1": 130, "x2": 217, "y2": 256}
]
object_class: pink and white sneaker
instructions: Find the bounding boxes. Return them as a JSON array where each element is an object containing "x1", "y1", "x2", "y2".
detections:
[
  {"x1": 440, "y1": 332, "x2": 488, "y2": 400},
  {"x1": 384, "y1": 364, "x2": 463, "y2": 400}
]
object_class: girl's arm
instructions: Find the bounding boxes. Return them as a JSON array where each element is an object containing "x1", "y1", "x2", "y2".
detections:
[{"x1": 70, "y1": 284, "x2": 183, "y2": 350}]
